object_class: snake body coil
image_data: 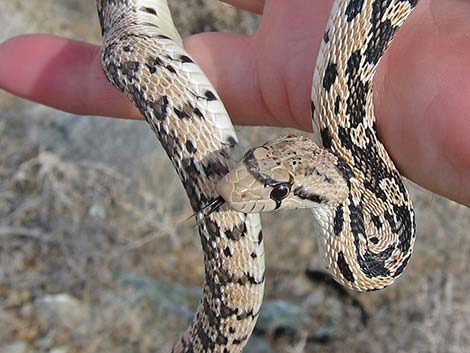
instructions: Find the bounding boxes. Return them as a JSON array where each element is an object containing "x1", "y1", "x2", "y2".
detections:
[{"x1": 97, "y1": 0, "x2": 418, "y2": 352}]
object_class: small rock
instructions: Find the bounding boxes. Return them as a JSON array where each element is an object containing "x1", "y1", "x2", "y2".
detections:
[
  {"x1": 256, "y1": 300, "x2": 310, "y2": 334},
  {"x1": 0, "y1": 341, "x2": 28, "y2": 353},
  {"x1": 245, "y1": 336, "x2": 274, "y2": 353},
  {"x1": 49, "y1": 347, "x2": 69, "y2": 353},
  {"x1": 89, "y1": 203, "x2": 106, "y2": 220},
  {"x1": 119, "y1": 275, "x2": 199, "y2": 322},
  {"x1": 34, "y1": 293, "x2": 90, "y2": 329}
]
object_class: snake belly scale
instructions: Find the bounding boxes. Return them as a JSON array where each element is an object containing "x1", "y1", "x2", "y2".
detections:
[{"x1": 96, "y1": 0, "x2": 418, "y2": 352}]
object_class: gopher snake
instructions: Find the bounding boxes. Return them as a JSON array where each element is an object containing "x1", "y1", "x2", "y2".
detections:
[{"x1": 96, "y1": 0, "x2": 417, "y2": 352}]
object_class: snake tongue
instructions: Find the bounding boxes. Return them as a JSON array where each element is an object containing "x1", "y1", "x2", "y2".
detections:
[
  {"x1": 200, "y1": 196, "x2": 226, "y2": 216},
  {"x1": 184, "y1": 196, "x2": 226, "y2": 226}
]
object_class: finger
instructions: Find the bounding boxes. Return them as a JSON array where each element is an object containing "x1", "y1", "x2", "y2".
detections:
[
  {"x1": 375, "y1": 0, "x2": 470, "y2": 205},
  {"x1": 185, "y1": 0, "x2": 334, "y2": 130},
  {"x1": 184, "y1": 32, "x2": 273, "y2": 127},
  {"x1": 0, "y1": 34, "x2": 141, "y2": 119},
  {"x1": 220, "y1": 0, "x2": 265, "y2": 14},
  {"x1": 0, "y1": 33, "x2": 269, "y2": 126}
]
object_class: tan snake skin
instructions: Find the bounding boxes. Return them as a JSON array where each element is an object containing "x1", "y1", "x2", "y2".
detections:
[{"x1": 97, "y1": 0, "x2": 418, "y2": 352}]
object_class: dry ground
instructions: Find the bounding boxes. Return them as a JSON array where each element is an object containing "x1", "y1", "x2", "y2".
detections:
[{"x1": 1, "y1": 1, "x2": 469, "y2": 353}]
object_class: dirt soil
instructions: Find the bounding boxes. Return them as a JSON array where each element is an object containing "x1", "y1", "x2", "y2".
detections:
[{"x1": 0, "y1": 1, "x2": 469, "y2": 353}]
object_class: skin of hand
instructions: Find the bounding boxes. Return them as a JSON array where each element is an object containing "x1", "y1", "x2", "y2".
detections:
[{"x1": 0, "y1": 0, "x2": 469, "y2": 206}]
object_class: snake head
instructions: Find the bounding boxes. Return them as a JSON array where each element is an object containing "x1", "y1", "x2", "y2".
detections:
[{"x1": 216, "y1": 135, "x2": 350, "y2": 213}]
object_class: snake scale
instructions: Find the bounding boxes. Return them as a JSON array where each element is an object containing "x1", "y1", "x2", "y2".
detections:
[{"x1": 96, "y1": 0, "x2": 418, "y2": 352}]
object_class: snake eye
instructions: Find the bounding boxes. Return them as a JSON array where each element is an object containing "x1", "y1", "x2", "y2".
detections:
[{"x1": 270, "y1": 183, "x2": 290, "y2": 202}]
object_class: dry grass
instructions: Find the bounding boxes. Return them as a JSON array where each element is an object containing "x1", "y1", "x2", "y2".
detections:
[{"x1": 1, "y1": 1, "x2": 469, "y2": 353}]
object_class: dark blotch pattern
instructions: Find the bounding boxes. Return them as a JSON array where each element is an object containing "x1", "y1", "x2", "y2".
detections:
[
  {"x1": 333, "y1": 205, "x2": 344, "y2": 235},
  {"x1": 334, "y1": 96, "x2": 341, "y2": 115},
  {"x1": 148, "y1": 96, "x2": 168, "y2": 121},
  {"x1": 345, "y1": 50, "x2": 368, "y2": 128},
  {"x1": 334, "y1": 155, "x2": 354, "y2": 186},
  {"x1": 323, "y1": 62, "x2": 338, "y2": 91},
  {"x1": 205, "y1": 90, "x2": 217, "y2": 101},
  {"x1": 371, "y1": 214, "x2": 382, "y2": 230},
  {"x1": 348, "y1": 198, "x2": 393, "y2": 279},
  {"x1": 166, "y1": 64, "x2": 177, "y2": 74},
  {"x1": 337, "y1": 251, "x2": 355, "y2": 283},
  {"x1": 226, "y1": 136, "x2": 237, "y2": 148},
  {"x1": 185, "y1": 140, "x2": 197, "y2": 154},
  {"x1": 293, "y1": 186, "x2": 324, "y2": 203},
  {"x1": 203, "y1": 159, "x2": 229, "y2": 178},
  {"x1": 345, "y1": 0, "x2": 365, "y2": 21},
  {"x1": 180, "y1": 54, "x2": 194, "y2": 63},
  {"x1": 321, "y1": 128, "x2": 332, "y2": 149},
  {"x1": 139, "y1": 6, "x2": 157, "y2": 15},
  {"x1": 365, "y1": 0, "x2": 413, "y2": 65},
  {"x1": 393, "y1": 253, "x2": 411, "y2": 277},
  {"x1": 174, "y1": 103, "x2": 193, "y2": 120},
  {"x1": 120, "y1": 60, "x2": 140, "y2": 76}
]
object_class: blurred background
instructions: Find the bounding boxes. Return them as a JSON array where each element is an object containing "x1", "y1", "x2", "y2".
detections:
[{"x1": 0, "y1": 1, "x2": 469, "y2": 353}]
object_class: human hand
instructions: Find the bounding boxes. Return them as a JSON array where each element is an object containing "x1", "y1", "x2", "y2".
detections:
[{"x1": 0, "y1": 0, "x2": 469, "y2": 205}]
